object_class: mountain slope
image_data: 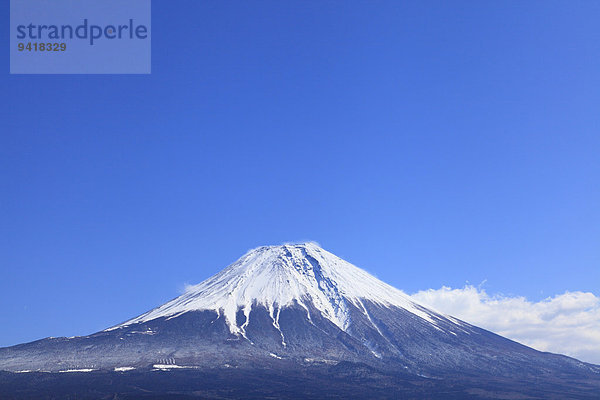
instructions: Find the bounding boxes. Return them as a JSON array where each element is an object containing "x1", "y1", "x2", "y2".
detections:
[
  {"x1": 0, "y1": 243, "x2": 598, "y2": 399},
  {"x1": 115, "y1": 243, "x2": 446, "y2": 336}
]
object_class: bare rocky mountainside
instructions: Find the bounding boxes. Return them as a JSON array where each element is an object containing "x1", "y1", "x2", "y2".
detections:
[{"x1": 1, "y1": 243, "x2": 599, "y2": 399}]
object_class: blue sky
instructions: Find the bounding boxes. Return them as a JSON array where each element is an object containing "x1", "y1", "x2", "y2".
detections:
[{"x1": 1, "y1": 1, "x2": 599, "y2": 351}]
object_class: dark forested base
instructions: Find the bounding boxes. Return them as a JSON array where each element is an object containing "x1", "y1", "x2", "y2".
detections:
[{"x1": 1, "y1": 363, "x2": 599, "y2": 400}]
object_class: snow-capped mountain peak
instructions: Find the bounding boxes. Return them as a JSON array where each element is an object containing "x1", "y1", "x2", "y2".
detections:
[
  {"x1": 117, "y1": 242, "x2": 435, "y2": 335},
  {"x1": 4, "y1": 242, "x2": 598, "y2": 398}
]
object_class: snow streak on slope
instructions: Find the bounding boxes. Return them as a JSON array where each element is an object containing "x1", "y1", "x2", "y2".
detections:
[{"x1": 116, "y1": 243, "x2": 437, "y2": 335}]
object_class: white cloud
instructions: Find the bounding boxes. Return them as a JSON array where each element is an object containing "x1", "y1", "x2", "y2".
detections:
[
  {"x1": 411, "y1": 286, "x2": 600, "y2": 365},
  {"x1": 180, "y1": 282, "x2": 196, "y2": 294}
]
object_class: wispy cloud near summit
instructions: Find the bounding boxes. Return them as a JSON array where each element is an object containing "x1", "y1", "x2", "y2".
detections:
[{"x1": 411, "y1": 286, "x2": 600, "y2": 364}]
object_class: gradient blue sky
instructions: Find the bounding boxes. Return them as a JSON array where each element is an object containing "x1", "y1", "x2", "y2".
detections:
[{"x1": 1, "y1": 1, "x2": 599, "y2": 347}]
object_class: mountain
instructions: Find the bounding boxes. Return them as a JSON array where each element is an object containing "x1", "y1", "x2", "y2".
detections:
[{"x1": 1, "y1": 243, "x2": 599, "y2": 399}]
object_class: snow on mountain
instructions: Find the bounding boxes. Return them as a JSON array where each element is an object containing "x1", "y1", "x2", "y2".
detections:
[
  {"x1": 2, "y1": 241, "x2": 599, "y2": 400},
  {"x1": 115, "y1": 242, "x2": 438, "y2": 336}
]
